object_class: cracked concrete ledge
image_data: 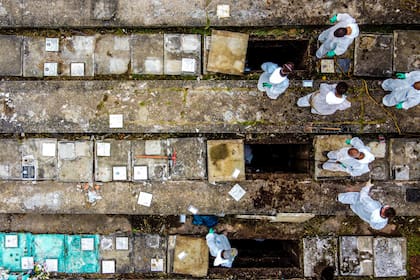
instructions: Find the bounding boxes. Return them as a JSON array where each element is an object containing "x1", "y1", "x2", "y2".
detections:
[
  {"x1": 0, "y1": 180, "x2": 417, "y2": 216},
  {"x1": 1, "y1": 80, "x2": 419, "y2": 134},
  {"x1": 0, "y1": 0, "x2": 418, "y2": 27}
]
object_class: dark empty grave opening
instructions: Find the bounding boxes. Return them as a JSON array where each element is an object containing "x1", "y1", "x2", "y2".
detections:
[
  {"x1": 245, "y1": 40, "x2": 309, "y2": 72},
  {"x1": 245, "y1": 144, "x2": 309, "y2": 173},
  {"x1": 406, "y1": 188, "x2": 420, "y2": 202},
  {"x1": 225, "y1": 239, "x2": 300, "y2": 268}
]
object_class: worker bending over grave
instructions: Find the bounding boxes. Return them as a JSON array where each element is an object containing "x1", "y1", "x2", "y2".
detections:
[
  {"x1": 206, "y1": 228, "x2": 238, "y2": 268},
  {"x1": 338, "y1": 180, "x2": 396, "y2": 230},
  {"x1": 297, "y1": 82, "x2": 351, "y2": 115},
  {"x1": 321, "y1": 137, "x2": 374, "y2": 176},
  {"x1": 316, "y1": 13, "x2": 359, "y2": 58},
  {"x1": 382, "y1": 70, "x2": 420, "y2": 110},
  {"x1": 257, "y1": 62, "x2": 294, "y2": 99}
]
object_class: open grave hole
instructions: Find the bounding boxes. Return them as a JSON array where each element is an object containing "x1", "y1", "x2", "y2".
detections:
[
  {"x1": 223, "y1": 239, "x2": 300, "y2": 268},
  {"x1": 245, "y1": 144, "x2": 310, "y2": 174},
  {"x1": 245, "y1": 40, "x2": 309, "y2": 72}
]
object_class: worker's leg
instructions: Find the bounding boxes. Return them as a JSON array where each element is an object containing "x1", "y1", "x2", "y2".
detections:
[
  {"x1": 322, "y1": 161, "x2": 346, "y2": 172},
  {"x1": 297, "y1": 93, "x2": 312, "y2": 107},
  {"x1": 338, "y1": 192, "x2": 359, "y2": 204}
]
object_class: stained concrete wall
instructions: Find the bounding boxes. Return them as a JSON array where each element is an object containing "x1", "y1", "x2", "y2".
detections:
[{"x1": 0, "y1": 0, "x2": 418, "y2": 27}]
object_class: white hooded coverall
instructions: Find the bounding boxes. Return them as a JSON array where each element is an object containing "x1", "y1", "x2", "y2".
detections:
[
  {"x1": 382, "y1": 70, "x2": 420, "y2": 109},
  {"x1": 257, "y1": 62, "x2": 290, "y2": 99},
  {"x1": 206, "y1": 233, "x2": 236, "y2": 268}
]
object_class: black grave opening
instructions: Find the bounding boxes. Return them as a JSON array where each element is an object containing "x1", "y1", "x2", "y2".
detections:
[
  {"x1": 245, "y1": 144, "x2": 309, "y2": 173},
  {"x1": 245, "y1": 40, "x2": 309, "y2": 72},
  {"x1": 225, "y1": 239, "x2": 300, "y2": 268}
]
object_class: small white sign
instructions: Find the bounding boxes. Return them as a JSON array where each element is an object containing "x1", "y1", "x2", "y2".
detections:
[
  {"x1": 45, "y1": 38, "x2": 59, "y2": 52},
  {"x1": 217, "y1": 4, "x2": 230, "y2": 18},
  {"x1": 44, "y1": 62, "x2": 58, "y2": 76},
  {"x1": 109, "y1": 114, "x2": 123, "y2": 128},
  {"x1": 42, "y1": 142, "x2": 56, "y2": 157},
  {"x1": 81, "y1": 237, "x2": 95, "y2": 251},
  {"x1": 71, "y1": 62, "x2": 85, "y2": 76},
  {"x1": 231, "y1": 168, "x2": 240, "y2": 179},
  {"x1": 116, "y1": 237, "x2": 129, "y2": 250},
  {"x1": 133, "y1": 166, "x2": 148, "y2": 180},
  {"x1": 177, "y1": 251, "x2": 187, "y2": 260},
  {"x1": 187, "y1": 205, "x2": 198, "y2": 214},
  {"x1": 302, "y1": 80, "x2": 313, "y2": 87},
  {"x1": 138, "y1": 191, "x2": 153, "y2": 207},
  {"x1": 113, "y1": 166, "x2": 127, "y2": 181},
  {"x1": 151, "y1": 258, "x2": 164, "y2": 272},
  {"x1": 229, "y1": 183, "x2": 246, "y2": 201},
  {"x1": 21, "y1": 257, "x2": 34, "y2": 270},
  {"x1": 96, "y1": 142, "x2": 111, "y2": 157},
  {"x1": 181, "y1": 58, "x2": 196, "y2": 73},
  {"x1": 179, "y1": 214, "x2": 186, "y2": 223},
  {"x1": 45, "y1": 259, "x2": 58, "y2": 272},
  {"x1": 5, "y1": 235, "x2": 18, "y2": 248},
  {"x1": 102, "y1": 260, "x2": 115, "y2": 274}
]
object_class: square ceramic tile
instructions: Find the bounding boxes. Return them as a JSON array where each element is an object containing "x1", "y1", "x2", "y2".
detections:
[
  {"x1": 21, "y1": 257, "x2": 34, "y2": 270},
  {"x1": 113, "y1": 166, "x2": 127, "y2": 181},
  {"x1": 133, "y1": 166, "x2": 148, "y2": 180},
  {"x1": 188, "y1": 205, "x2": 198, "y2": 214},
  {"x1": 44, "y1": 62, "x2": 58, "y2": 76},
  {"x1": 81, "y1": 237, "x2": 95, "y2": 251},
  {"x1": 137, "y1": 191, "x2": 153, "y2": 207},
  {"x1": 181, "y1": 58, "x2": 196, "y2": 73},
  {"x1": 102, "y1": 260, "x2": 115, "y2": 273},
  {"x1": 321, "y1": 59, "x2": 335, "y2": 73},
  {"x1": 45, "y1": 38, "x2": 59, "y2": 52},
  {"x1": 217, "y1": 4, "x2": 230, "y2": 18},
  {"x1": 45, "y1": 259, "x2": 58, "y2": 272},
  {"x1": 71, "y1": 62, "x2": 85, "y2": 76},
  {"x1": 151, "y1": 258, "x2": 164, "y2": 272},
  {"x1": 109, "y1": 114, "x2": 123, "y2": 128},
  {"x1": 116, "y1": 237, "x2": 129, "y2": 250},
  {"x1": 42, "y1": 142, "x2": 56, "y2": 157},
  {"x1": 5, "y1": 235, "x2": 18, "y2": 248},
  {"x1": 145, "y1": 140, "x2": 161, "y2": 155},
  {"x1": 96, "y1": 142, "x2": 111, "y2": 157},
  {"x1": 229, "y1": 183, "x2": 246, "y2": 201}
]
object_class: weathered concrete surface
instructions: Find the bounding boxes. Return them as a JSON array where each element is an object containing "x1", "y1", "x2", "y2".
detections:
[
  {"x1": 1, "y1": 80, "x2": 419, "y2": 134},
  {"x1": 303, "y1": 236, "x2": 337, "y2": 277},
  {"x1": 373, "y1": 237, "x2": 407, "y2": 277},
  {"x1": 0, "y1": 180, "x2": 417, "y2": 215},
  {"x1": 0, "y1": 35, "x2": 22, "y2": 76},
  {"x1": 393, "y1": 30, "x2": 420, "y2": 72},
  {"x1": 339, "y1": 236, "x2": 373, "y2": 276},
  {"x1": 0, "y1": 0, "x2": 418, "y2": 27}
]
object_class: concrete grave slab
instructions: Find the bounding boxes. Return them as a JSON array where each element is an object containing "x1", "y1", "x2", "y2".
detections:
[
  {"x1": 0, "y1": 35, "x2": 22, "y2": 76},
  {"x1": 339, "y1": 236, "x2": 373, "y2": 276},
  {"x1": 207, "y1": 139, "x2": 245, "y2": 182},
  {"x1": 389, "y1": 138, "x2": 420, "y2": 180},
  {"x1": 373, "y1": 237, "x2": 407, "y2": 277},
  {"x1": 23, "y1": 36, "x2": 61, "y2": 77},
  {"x1": 303, "y1": 236, "x2": 338, "y2": 277},
  {"x1": 354, "y1": 34, "x2": 393, "y2": 77},
  {"x1": 393, "y1": 30, "x2": 420, "y2": 72},
  {"x1": 207, "y1": 30, "x2": 248, "y2": 75},
  {"x1": 131, "y1": 34, "x2": 164, "y2": 75},
  {"x1": 60, "y1": 36, "x2": 95, "y2": 76},
  {"x1": 133, "y1": 234, "x2": 167, "y2": 273},
  {"x1": 369, "y1": 159, "x2": 389, "y2": 181},
  {"x1": 132, "y1": 140, "x2": 169, "y2": 181},
  {"x1": 164, "y1": 34, "x2": 201, "y2": 75},
  {"x1": 0, "y1": 139, "x2": 21, "y2": 180},
  {"x1": 21, "y1": 138, "x2": 57, "y2": 180},
  {"x1": 94, "y1": 35, "x2": 130, "y2": 75},
  {"x1": 99, "y1": 234, "x2": 132, "y2": 273},
  {"x1": 58, "y1": 141, "x2": 93, "y2": 182},
  {"x1": 95, "y1": 140, "x2": 131, "y2": 182},
  {"x1": 0, "y1": 0, "x2": 21, "y2": 26},
  {"x1": 91, "y1": 0, "x2": 117, "y2": 20},
  {"x1": 172, "y1": 235, "x2": 208, "y2": 277},
  {"x1": 313, "y1": 135, "x2": 352, "y2": 180}
]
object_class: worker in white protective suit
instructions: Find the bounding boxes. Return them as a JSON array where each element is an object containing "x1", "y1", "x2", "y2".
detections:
[
  {"x1": 297, "y1": 82, "x2": 350, "y2": 115},
  {"x1": 382, "y1": 70, "x2": 420, "y2": 110},
  {"x1": 316, "y1": 13, "x2": 359, "y2": 59},
  {"x1": 321, "y1": 137, "x2": 375, "y2": 176},
  {"x1": 206, "y1": 229, "x2": 238, "y2": 268},
  {"x1": 257, "y1": 62, "x2": 294, "y2": 99},
  {"x1": 338, "y1": 180, "x2": 396, "y2": 230}
]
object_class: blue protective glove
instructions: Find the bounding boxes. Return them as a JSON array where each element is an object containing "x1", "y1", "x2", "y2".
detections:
[
  {"x1": 262, "y1": 82, "x2": 272, "y2": 88},
  {"x1": 345, "y1": 139, "x2": 352, "y2": 145},
  {"x1": 209, "y1": 228, "x2": 215, "y2": 234},
  {"x1": 396, "y1": 73, "x2": 406, "y2": 79},
  {"x1": 330, "y1": 15, "x2": 338, "y2": 23},
  {"x1": 396, "y1": 102, "x2": 403, "y2": 110},
  {"x1": 326, "y1": 50, "x2": 336, "y2": 58}
]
